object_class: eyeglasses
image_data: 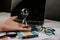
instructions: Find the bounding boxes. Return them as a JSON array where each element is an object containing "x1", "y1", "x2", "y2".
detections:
[
  {"x1": 40, "y1": 27, "x2": 55, "y2": 36},
  {"x1": 0, "y1": 32, "x2": 17, "y2": 38}
]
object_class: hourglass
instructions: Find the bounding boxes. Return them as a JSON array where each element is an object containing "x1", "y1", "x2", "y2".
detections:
[{"x1": 21, "y1": 8, "x2": 29, "y2": 27}]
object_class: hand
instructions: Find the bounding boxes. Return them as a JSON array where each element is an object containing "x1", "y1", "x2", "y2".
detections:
[{"x1": 0, "y1": 16, "x2": 32, "y2": 32}]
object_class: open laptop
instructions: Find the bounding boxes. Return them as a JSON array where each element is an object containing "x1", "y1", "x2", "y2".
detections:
[
  {"x1": 11, "y1": 0, "x2": 46, "y2": 31},
  {"x1": 11, "y1": 0, "x2": 46, "y2": 25}
]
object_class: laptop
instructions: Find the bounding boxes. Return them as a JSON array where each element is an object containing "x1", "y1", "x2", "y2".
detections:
[{"x1": 11, "y1": 0, "x2": 46, "y2": 31}]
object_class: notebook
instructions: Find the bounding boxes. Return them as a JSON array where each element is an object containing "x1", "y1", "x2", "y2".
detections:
[{"x1": 17, "y1": 31, "x2": 38, "y2": 39}]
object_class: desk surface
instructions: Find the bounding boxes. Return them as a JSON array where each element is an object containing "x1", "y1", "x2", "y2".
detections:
[{"x1": 0, "y1": 12, "x2": 60, "y2": 40}]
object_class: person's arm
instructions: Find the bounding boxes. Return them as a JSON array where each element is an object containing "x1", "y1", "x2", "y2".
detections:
[
  {"x1": 0, "y1": 16, "x2": 32, "y2": 32},
  {"x1": 0, "y1": 22, "x2": 3, "y2": 32},
  {"x1": 0, "y1": 21, "x2": 7, "y2": 32},
  {"x1": 0, "y1": 27, "x2": 2, "y2": 32}
]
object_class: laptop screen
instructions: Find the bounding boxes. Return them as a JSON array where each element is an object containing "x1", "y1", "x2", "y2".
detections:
[{"x1": 11, "y1": 0, "x2": 46, "y2": 25}]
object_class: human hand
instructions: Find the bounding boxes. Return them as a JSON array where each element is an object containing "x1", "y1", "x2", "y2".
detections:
[{"x1": 0, "y1": 16, "x2": 32, "y2": 32}]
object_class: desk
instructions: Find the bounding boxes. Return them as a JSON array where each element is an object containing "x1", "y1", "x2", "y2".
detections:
[{"x1": 0, "y1": 12, "x2": 60, "y2": 40}]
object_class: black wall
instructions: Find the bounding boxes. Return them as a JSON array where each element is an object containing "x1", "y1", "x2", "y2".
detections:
[
  {"x1": 0, "y1": 0, "x2": 11, "y2": 12},
  {"x1": 45, "y1": 0, "x2": 60, "y2": 21}
]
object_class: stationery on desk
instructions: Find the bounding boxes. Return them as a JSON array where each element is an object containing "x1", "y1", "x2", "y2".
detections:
[{"x1": 0, "y1": 31, "x2": 38, "y2": 40}]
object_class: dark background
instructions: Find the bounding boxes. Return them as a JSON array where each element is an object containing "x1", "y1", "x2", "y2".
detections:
[
  {"x1": 45, "y1": 0, "x2": 60, "y2": 21},
  {"x1": 0, "y1": 0, "x2": 60, "y2": 21},
  {"x1": 0, "y1": 0, "x2": 11, "y2": 12}
]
